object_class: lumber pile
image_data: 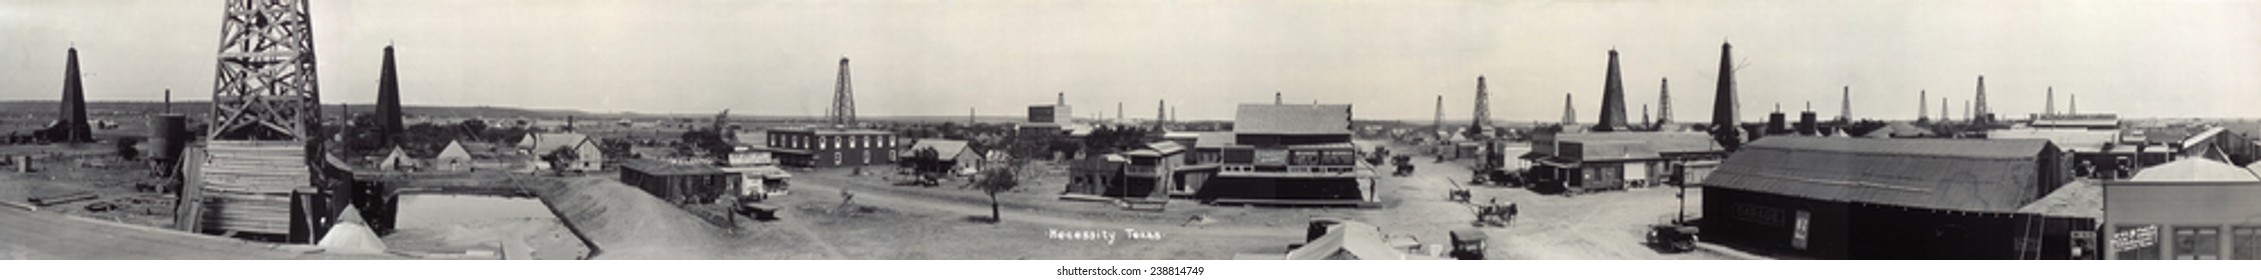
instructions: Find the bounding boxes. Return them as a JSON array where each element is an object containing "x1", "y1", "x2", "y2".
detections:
[{"x1": 189, "y1": 140, "x2": 314, "y2": 236}]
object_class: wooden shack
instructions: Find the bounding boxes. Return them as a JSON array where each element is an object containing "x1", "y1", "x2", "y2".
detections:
[{"x1": 618, "y1": 159, "x2": 736, "y2": 204}]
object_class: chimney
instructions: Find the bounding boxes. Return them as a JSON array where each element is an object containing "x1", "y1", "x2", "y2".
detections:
[
  {"x1": 2045, "y1": 87, "x2": 2055, "y2": 116},
  {"x1": 1710, "y1": 42, "x2": 1742, "y2": 150},
  {"x1": 1156, "y1": 100, "x2": 1166, "y2": 131},
  {"x1": 566, "y1": 115, "x2": 575, "y2": 132},
  {"x1": 1919, "y1": 90, "x2": 1929, "y2": 122},
  {"x1": 1275, "y1": 92, "x2": 1282, "y2": 105},
  {"x1": 2070, "y1": 94, "x2": 2078, "y2": 114},
  {"x1": 163, "y1": 88, "x2": 172, "y2": 114},
  {"x1": 1642, "y1": 104, "x2": 1651, "y2": 129},
  {"x1": 1057, "y1": 92, "x2": 1065, "y2": 106},
  {"x1": 1767, "y1": 103, "x2": 1788, "y2": 135},
  {"x1": 1596, "y1": 49, "x2": 1628, "y2": 132},
  {"x1": 1798, "y1": 102, "x2": 1817, "y2": 136}
]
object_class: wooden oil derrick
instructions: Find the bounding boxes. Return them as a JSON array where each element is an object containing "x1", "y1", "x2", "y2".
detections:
[{"x1": 180, "y1": 0, "x2": 329, "y2": 242}]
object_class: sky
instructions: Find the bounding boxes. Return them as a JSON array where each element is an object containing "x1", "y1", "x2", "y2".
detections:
[{"x1": 3, "y1": 0, "x2": 2258, "y2": 122}]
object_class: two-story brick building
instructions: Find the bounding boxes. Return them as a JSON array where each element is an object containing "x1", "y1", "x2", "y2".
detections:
[{"x1": 766, "y1": 127, "x2": 898, "y2": 168}]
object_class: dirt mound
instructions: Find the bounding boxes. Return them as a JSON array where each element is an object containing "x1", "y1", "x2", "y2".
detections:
[{"x1": 541, "y1": 177, "x2": 729, "y2": 259}]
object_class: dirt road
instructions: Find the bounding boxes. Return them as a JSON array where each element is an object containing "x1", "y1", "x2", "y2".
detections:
[
  {"x1": 1362, "y1": 142, "x2": 1724, "y2": 260},
  {"x1": 790, "y1": 175, "x2": 1298, "y2": 239}
]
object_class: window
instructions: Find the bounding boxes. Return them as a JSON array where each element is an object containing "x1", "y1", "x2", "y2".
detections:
[
  {"x1": 2174, "y1": 227, "x2": 2221, "y2": 260},
  {"x1": 2235, "y1": 227, "x2": 2261, "y2": 260}
]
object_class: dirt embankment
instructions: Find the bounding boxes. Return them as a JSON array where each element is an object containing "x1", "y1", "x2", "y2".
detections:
[{"x1": 535, "y1": 177, "x2": 730, "y2": 259}]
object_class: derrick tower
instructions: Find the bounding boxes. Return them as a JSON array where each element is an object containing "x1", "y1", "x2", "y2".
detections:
[
  {"x1": 1471, "y1": 76, "x2": 1491, "y2": 137},
  {"x1": 826, "y1": 57, "x2": 857, "y2": 126},
  {"x1": 184, "y1": 0, "x2": 327, "y2": 239}
]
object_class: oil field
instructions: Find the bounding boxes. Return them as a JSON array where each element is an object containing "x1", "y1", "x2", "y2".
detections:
[{"x1": 4, "y1": 0, "x2": 2261, "y2": 261}]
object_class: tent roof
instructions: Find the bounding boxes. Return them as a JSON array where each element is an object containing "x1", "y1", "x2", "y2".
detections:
[
  {"x1": 2016, "y1": 180, "x2": 2103, "y2": 219},
  {"x1": 1281, "y1": 220, "x2": 1435, "y2": 260},
  {"x1": 436, "y1": 140, "x2": 473, "y2": 160},
  {"x1": 1702, "y1": 137, "x2": 2055, "y2": 212},
  {"x1": 2128, "y1": 158, "x2": 2260, "y2": 182}
]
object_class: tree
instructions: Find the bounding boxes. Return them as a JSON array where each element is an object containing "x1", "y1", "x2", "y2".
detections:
[
  {"x1": 543, "y1": 146, "x2": 579, "y2": 176},
  {"x1": 459, "y1": 119, "x2": 489, "y2": 141},
  {"x1": 678, "y1": 129, "x2": 731, "y2": 159},
  {"x1": 907, "y1": 147, "x2": 945, "y2": 183},
  {"x1": 974, "y1": 167, "x2": 1018, "y2": 223}
]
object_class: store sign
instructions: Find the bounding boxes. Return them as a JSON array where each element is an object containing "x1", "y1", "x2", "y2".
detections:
[
  {"x1": 2111, "y1": 225, "x2": 2158, "y2": 252},
  {"x1": 1255, "y1": 149, "x2": 1288, "y2": 166}
]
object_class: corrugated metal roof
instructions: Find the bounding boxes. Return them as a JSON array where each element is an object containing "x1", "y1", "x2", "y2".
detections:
[
  {"x1": 1144, "y1": 141, "x2": 1185, "y2": 154},
  {"x1": 1987, "y1": 128, "x2": 2119, "y2": 153},
  {"x1": 2128, "y1": 158, "x2": 2260, "y2": 182},
  {"x1": 2031, "y1": 118, "x2": 2121, "y2": 128},
  {"x1": 2016, "y1": 180, "x2": 2102, "y2": 219},
  {"x1": 1746, "y1": 137, "x2": 2052, "y2": 160},
  {"x1": 619, "y1": 159, "x2": 727, "y2": 176},
  {"x1": 771, "y1": 127, "x2": 893, "y2": 135},
  {"x1": 1194, "y1": 132, "x2": 1237, "y2": 148},
  {"x1": 1569, "y1": 140, "x2": 1662, "y2": 162},
  {"x1": 1235, "y1": 104, "x2": 1352, "y2": 135},
  {"x1": 1548, "y1": 132, "x2": 1722, "y2": 155},
  {"x1": 1863, "y1": 122, "x2": 1935, "y2": 138},
  {"x1": 1701, "y1": 137, "x2": 2055, "y2": 212}
]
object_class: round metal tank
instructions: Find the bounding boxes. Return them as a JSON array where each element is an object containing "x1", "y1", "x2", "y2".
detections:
[{"x1": 149, "y1": 114, "x2": 189, "y2": 162}]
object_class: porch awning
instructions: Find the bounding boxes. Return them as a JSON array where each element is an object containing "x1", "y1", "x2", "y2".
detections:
[{"x1": 1530, "y1": 156, "x2": 1579, "y2": 168}]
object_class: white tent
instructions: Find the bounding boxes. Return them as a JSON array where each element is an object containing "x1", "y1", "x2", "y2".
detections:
[
  {"x1": 436, "y1": 140, "x2": 474, "y2": 171},
  {"x1": 377, "y1": 147, "x2": 412, "y2": 171}
]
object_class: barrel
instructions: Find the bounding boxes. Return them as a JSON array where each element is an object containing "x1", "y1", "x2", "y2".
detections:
[{"x1": 149, "y1": 114, "x2": 189, "y2": 162}]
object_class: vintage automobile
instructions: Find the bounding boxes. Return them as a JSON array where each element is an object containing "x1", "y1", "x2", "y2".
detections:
[
  {"x1": 1449, "y1": 228, "x2": 1488, "y2": 260},
  {"x1": 1646, "y1": 217, "x2": 1701, "y2": 253}
]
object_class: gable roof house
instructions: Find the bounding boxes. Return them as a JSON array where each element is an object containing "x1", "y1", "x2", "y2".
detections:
[{"x1": 518, "y1": 133, "x2": 605, "y2": 172}]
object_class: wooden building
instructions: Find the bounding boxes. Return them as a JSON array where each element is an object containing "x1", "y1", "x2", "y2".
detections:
[
  {"x1": 1701, "y1": 137, "x2": 2089, "y2": 259},
  {"x1": 1064, "y1": 154, "x2": 1129, "y2": 198},
  {"x1": 900, "y1": 139, "x2": 981, "y2": 175},
  {"x1": 2104, "y1": 158, "x2": 2261, "y2": 260},
  {"x1": 1524, "y1": 132, "x2": 1724, "y2": 193},
  {"x1": 1192, "y1": 104, "x2": 1373, "y2": 206},
  {"x1": 518, "y1": 133, "x2": 604, "y2": 172},
  {"x1": 619, "y1": 159, "x2": 736, "y2": 204},
  {"x1": 766, "y1": 128, "x2": 897, "y2": 168},
  {"x1": 717, "y1": 145, "x2": 790, "y2": 198},
  {"x1": 1122, "y1": 141, "x2": 1186, "y2": 198}
]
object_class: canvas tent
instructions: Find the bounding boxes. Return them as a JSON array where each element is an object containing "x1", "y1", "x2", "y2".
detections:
[
  {"x1": 436, "y1": 140, "x2": 473, "y2": 171},
  {"x1": 377, "y1": 146, "x2": 413, "y2": 171}
]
